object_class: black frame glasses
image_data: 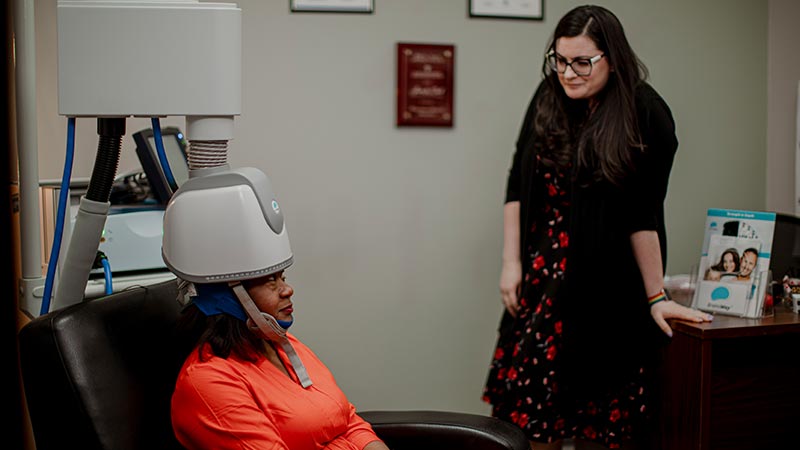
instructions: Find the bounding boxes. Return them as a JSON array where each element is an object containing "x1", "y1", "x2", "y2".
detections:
[{"x1": 546, "y1": 51, "x2": 605, "y2": 76}]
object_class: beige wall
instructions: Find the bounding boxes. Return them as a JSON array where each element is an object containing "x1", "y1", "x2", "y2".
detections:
[
  {"x1": 767, "y1": 0, "x2": 800, "y2": 215},
  {"x1": 30, "y1": 0, "x2": 773, "y2": 413}
]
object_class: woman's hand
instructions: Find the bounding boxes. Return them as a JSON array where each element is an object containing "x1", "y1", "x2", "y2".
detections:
[
  {"x1": 650, "y1": 301, "x2": 714, "y2": 337},
  {"x1": 499, "y1": 260, "x2": 522, "y2": 317}
]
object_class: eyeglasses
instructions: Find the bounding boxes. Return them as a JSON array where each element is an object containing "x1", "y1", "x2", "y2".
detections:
[{"x1": 546, "y1": 51, "x2": 605, "y2": 76}]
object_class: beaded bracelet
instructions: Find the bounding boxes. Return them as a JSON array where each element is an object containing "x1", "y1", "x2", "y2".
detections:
[{"x1": 647, "y1": 290, "x2": 668, "y2": 307}]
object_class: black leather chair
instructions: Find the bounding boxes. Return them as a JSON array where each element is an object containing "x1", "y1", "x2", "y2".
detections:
[
  {"x1": 359, "y1": 410, "x2": 530, "y2": 450},
  {"x1": 19, "y1": 279, "x2": 528, "y2": 450}
]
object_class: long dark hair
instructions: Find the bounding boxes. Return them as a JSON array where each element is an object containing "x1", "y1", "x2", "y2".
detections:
[
  {"x1": 177, "y1": 304, "x2": 265, "y2": 362},
  {"x1": 534, "y1": 5, "x2": 648, "y2": 185}
]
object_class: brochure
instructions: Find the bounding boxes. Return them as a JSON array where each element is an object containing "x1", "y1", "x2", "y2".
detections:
[{"x1": 691, "y1": 209, "x2": 776, "y2": 318}]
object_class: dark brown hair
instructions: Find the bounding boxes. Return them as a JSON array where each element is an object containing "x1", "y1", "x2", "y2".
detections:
[
  {"x1": 534, "y1": 5, "x2": 648, "y2": 185},
  {"x1": 177, "y1": 304, "x2": 264, "y2": 362}
]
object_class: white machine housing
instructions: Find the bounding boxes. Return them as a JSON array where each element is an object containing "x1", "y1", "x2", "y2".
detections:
[
  {"x1": 74, "y1": 206, "x2": 167, "y2": 273},
  {"x1": 162, "y1": 167, "x2": 294, "y2": 283},
  {"x1": 57, "y1": 0, "x2": 241, "y2": 116}
]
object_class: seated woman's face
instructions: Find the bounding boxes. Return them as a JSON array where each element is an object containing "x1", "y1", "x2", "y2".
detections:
[
  {"x1": 722, "y1": 253, "x2": 736, "y2": 272},
  {"x1": 244, "y1": 270, "x2": 295, "y2": 322}
]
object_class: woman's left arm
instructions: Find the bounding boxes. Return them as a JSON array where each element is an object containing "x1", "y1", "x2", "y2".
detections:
[
  {"x1": 363, "y1": 441, "x2": 391, "y2": 450},
  {"x1": 631, "y1": 230, "x2": 713, "y2": 337},
  {"x1": 324, "y1": 402, "x2": 389, "y2": 450},
  {"x1": 627, "y1": 85, "x2": 712, "y2": 336}
]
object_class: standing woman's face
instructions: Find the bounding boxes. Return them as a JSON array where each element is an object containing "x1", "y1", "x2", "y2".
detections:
[
  {"x1": 722, "y1": 253, "x2": 736, "y2": 272},
  {"x1": 553, "y1": 35, "x2": 611, "y2": 101}
]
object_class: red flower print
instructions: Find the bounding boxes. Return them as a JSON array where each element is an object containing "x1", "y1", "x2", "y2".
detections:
[
  {"x1": 513, "y1": 344, "x2": 521, "y2": 357},
  {"x1": 496, "y1": 368, "x2": 506, "y2": 380},
  {"x1": 587, "y1": 402, "x2": 597, "y2": 415},
  {"x1": 516, "y1": 413, "x2": 529, "y2": 427},
  {"x1": 554, "y1": 418, "x2": 565, "y2": 430},
  {"x1": 547, "y1": 184, "x2": 557, "y2": 196},
  {"x1": 494, "y1": 348, "x2": 504, "y2": 360},
  {"x1": 554, "y1": 321, "x2": 563, "y2": 334},
  {"x1": 582, "y1": 426, "x2": 597, "y2": 440},
  {"x1": 559, "y1": 257, "x2": 567, "y2": 271},
  {"x1": 507, "y1": 367, "x2": 518, "y2": 380},
  {"x1": 535, "y1": 304, "x2": 543, "y2": 314},
  {"x1": 609, "y1": 408, "x2": 621, "y2": 423},
  {"x1": 532, "y1": 256, "x2": 545, "y2": 271},
  {"x1": 546, "y1": 345, "x2": 557, "y2": 361}
]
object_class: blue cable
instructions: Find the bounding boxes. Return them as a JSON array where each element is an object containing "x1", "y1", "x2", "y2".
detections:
[
  {"x1": 41, "y1": 117, "x2": 76, "y2": 316},
  {"x1": 101, "y1": 257, "x2": 113, "y2": 295},
  {"x1": 151, "y1": 118, "x2": 177, "y2": 191}
]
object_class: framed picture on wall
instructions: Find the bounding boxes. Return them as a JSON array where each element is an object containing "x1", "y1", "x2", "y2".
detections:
[
  {"x1": 396, "y1": 43, "x2": 455, "y2": 127},
  {"x1": 469, "y1": 0, "x2": 543, "y2": 20},
  {"x1": 290, "y1": 0, "x2": 373, "y2": 13}
]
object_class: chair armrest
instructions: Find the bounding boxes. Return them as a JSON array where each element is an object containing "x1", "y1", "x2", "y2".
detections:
[{"x1": 358, "y1": 410, "x2": 529, "y2": 450}]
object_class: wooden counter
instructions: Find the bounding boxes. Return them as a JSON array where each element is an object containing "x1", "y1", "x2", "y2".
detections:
[{"x1": 658, "y1": 311, "x2": 800, "y2": 449}]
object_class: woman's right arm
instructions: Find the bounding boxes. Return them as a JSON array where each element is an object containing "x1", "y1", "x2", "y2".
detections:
[
  {"x1": 500, "y1": 83, "x2": 543, "y2": 317},
  {"x1": 500, "y1": 201, "x2": 522, "y2": 317}
]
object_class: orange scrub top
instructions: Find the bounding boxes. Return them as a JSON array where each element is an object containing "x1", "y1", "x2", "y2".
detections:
[{"x1": 171, "y1": 333, "x2": 382, "y2": 450}]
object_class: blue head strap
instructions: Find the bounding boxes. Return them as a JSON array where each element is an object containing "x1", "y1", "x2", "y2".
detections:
[
  {"x1": 193, "y1": 283, "x2": 247, "y2": 322},
  {"x1": 192, "y1": 282, "x2": 294, "y2": 329}
]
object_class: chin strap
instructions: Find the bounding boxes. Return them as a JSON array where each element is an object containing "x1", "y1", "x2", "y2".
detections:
[{"x1": 230, "y1": 282, "x2": 313, "y2": 388}]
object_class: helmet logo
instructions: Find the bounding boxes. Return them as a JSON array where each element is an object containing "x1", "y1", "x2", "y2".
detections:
[{"x1": 271, "y1": 200, "x2": 280, "y2": 214}]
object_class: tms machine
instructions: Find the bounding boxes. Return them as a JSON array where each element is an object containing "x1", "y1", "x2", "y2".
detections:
[{"x1": 21, "y1": 1, "x2": 294, "y2": 328}]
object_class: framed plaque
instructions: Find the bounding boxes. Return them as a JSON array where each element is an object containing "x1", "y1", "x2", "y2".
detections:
[
  {"x1": 469, "y1": 0, "x2": 543, "y2": 20},
  {"x1": 290, "y1": 0, "x2": 373, "y2": 13},
  {"x1": 396, "y1": 43, "x2": 455, "y2": 127}
]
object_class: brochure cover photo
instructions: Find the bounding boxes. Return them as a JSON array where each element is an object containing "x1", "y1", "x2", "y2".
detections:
[{"x1": 691, "y1": 209, "x2": 776, "y2": 318}]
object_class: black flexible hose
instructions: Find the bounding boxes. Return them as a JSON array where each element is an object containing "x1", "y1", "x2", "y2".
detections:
[{"x1": 85, "y1": 117, "x2": 126, "y2": 202}]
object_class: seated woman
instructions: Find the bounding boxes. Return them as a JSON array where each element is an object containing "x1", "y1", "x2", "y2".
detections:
[{"x1": 171, "y1": 269, "x2": 389, "y2": 450}]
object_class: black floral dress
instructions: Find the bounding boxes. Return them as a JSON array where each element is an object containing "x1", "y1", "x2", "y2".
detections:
[
  {"x1": 482, "y1": 153, "x2": 576, "y2": 443},
  {"x1": 483, "y1": 81, "x2": 677, "y2": 448}
]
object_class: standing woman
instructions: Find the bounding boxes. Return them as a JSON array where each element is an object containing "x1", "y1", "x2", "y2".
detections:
[{"x1": 482, "y1": 5, "x2": 712, "y2": 450}]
